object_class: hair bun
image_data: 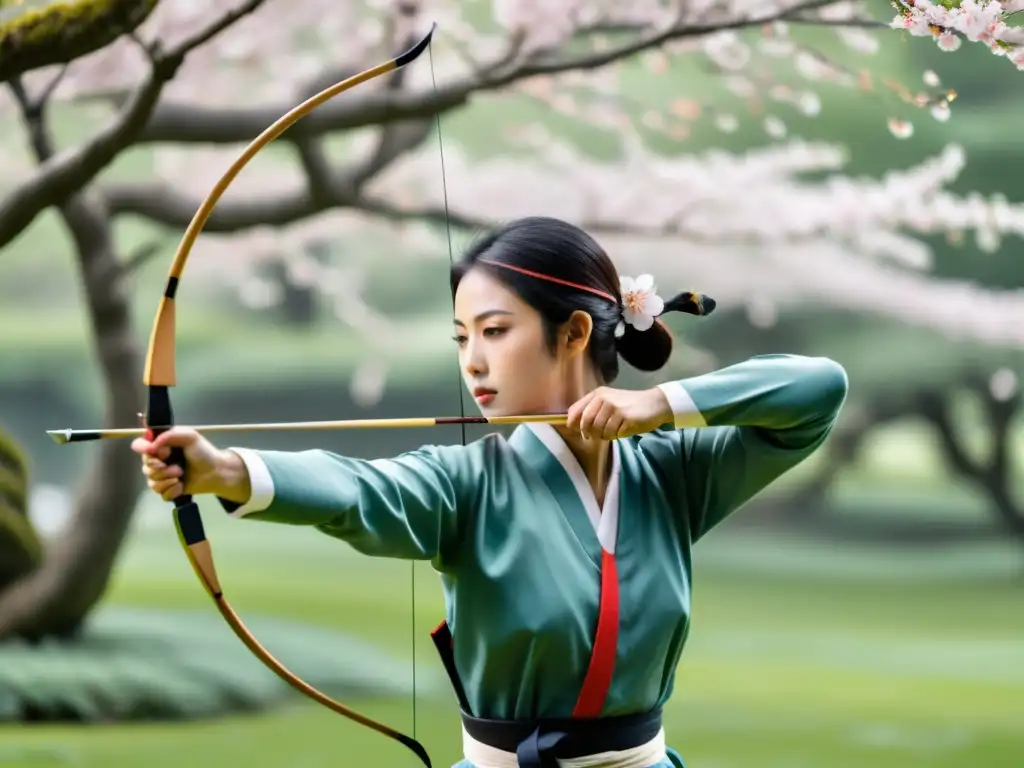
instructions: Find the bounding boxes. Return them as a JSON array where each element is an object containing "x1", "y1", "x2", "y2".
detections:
[
  {"x1": 615, "y1": 319, "x2": 673, "y2": 372},
  {"x1": 615, "y1": 291, "x2": 715, "y2": 372}
]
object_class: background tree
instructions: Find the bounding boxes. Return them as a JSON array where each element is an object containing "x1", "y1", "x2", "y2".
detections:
[{"x1": 0, "y1": 0, "x2": 1021, "y2": 662}]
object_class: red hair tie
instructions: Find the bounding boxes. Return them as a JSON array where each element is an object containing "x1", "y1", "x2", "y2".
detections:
[{"x1": 476, "y1": 258, "x2": 716, "y2": 334}]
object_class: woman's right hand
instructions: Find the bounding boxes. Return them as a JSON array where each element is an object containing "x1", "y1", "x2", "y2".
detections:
[{"x1": 131, "y1": 427, "x2": 241, "y2": 502}]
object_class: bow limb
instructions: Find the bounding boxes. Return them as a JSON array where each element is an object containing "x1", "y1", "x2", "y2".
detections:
[{"x1": 141, "y1": 26, "x2": 437, "y2": 768}]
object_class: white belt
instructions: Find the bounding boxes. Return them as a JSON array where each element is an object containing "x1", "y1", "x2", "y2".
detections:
[{"x1": 462, "y1": 725, "x2": 667, "y2": 768}]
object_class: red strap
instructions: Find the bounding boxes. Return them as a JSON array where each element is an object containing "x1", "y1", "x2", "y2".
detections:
[{"x1": 572, "y1": 548, "x2": 620, "y2": 718}]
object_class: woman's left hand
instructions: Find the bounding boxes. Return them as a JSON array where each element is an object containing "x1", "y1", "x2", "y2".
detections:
[{"x1": 566, "y1": 387, "x2": 673, "y2": 440}]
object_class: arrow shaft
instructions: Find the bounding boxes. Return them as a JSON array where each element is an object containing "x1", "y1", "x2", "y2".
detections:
[{"x1": 47, "y1": 413, "x2": 568, "y2": 443}]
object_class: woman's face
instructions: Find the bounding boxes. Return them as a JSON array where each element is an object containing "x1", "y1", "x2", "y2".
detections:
[{"x1": 453, "y1": 268, "x2": 584, "y2": 416}]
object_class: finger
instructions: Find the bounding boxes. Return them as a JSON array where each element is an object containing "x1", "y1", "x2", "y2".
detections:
[
  {"x1": 148, "y1": 428, "x2": 196, "y2": 456},
  {"x1": 149, "y1": 475, "x2": 175, "y2": 492},
  {"x1": 147, "y1": 464, "x2": 183, "y2": 482},
  {"x1": 131, "y1": 437, "x2": 155, "y2": 455},
  {"x1": 601, "y1": 413, "x2": 626, "y2": 441},
  {"x1": 589, "y1": 401, "x2": 617, "y2": 441},
  {"x1": 566, "y1": 398, "x2": 589, "y2": 431},
  {"x1": 147, "y1": 475, "x2": 171, "y2": 492},
  {"x1": 148, "y1": 475, "x2": 183, "y2": 497},
  {"x1": 566, "y1": 391, "x2": 599, "y2": 431},
  {"x1": 152, "y1": 479, "x2": 184, "y2": 501},
  {"x1": 141, "y1": 457, "x2": 161, "y2": 474},
  {"x1": 578, "y1": 397, "x2": 608, "y2": 438},
  {"x1": 131, "y1": 438, "x2": 170, "y2": 460}
]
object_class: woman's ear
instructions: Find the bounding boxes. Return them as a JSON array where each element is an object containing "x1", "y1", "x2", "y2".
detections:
[{"x1": 562, "y1": 310, "x2": 593, "y2": 358}]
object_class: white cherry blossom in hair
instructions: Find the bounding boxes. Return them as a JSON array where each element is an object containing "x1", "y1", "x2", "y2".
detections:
[{"x1": 615, "y1": 274, "x2": 665, "y2": 337}]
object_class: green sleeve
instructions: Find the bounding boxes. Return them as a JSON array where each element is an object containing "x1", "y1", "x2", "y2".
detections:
[
  {"x1": 655, "y1": 354, "x2": 848, "y2": 541},
  {"x1": 220, "y1": 445, "x2": 465, "y2": 571}
]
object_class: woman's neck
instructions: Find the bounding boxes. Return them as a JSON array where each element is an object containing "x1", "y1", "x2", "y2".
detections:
[
  {"x1": 553, "y1": 427, "x2": 613, "y2": 508},
  {"x1": 552, "y1": 370, "x2": 612, "y2": 505}
]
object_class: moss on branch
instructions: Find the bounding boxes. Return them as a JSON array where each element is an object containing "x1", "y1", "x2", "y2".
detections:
[
  {"x1": 0, "y1": 0, "x2": 158, "y2": 82},
  {"x1": 0, "y1": 428, "x2": 40, "y2": 591}
]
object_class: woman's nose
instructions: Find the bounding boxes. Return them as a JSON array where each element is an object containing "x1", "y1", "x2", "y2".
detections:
[{"x1": 462, "y1": 341, "x2": 486, "y2": 376}]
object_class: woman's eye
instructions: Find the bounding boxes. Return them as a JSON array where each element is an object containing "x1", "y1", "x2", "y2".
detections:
[
  {"x1": 483, "y1": 327, "x2": 506, "y2": 337},
  {"x1": 451, "y1": 335, "x2": 467, "y2": 346}
]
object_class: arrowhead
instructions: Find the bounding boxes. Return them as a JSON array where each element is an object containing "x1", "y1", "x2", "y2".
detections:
[{"x1": 46, "y1": 430, "x2": 71, "y2": 445}]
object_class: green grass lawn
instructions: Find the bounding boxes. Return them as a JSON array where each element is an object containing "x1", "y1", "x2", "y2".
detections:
[{"x1": 1, "y1": 495, "x2": 1021, "y2": 768}]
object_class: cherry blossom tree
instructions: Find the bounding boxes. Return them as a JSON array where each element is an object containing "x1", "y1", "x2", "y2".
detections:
[
  {"x1": 1, "y1": 0, "x2": 1023, "y2": 640},
  {"x1": 893, "y1": 0, "x2": 1024, "y2": 67}
]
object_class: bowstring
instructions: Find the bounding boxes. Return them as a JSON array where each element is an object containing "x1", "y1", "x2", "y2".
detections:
[
  {"x1": 407, "y1": 36, "x2": 462, "y2": 749},
  {"x1": 427, "y1": 45, "x2": 463, "y2": 452}
]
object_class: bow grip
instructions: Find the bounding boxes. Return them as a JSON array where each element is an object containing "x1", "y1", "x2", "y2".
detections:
[
  {"x1": 162, "y1": 443, "x2": 191, "y2": 504},
  {"x1": 146, "y1": 387, "x2": 207, "y2": 546},
  {"x1": 157, "y1": 440, "x2": 207, "y2": 546}
]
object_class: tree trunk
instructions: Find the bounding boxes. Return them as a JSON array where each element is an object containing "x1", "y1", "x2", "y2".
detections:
[
  {"x1": 764, "y1": 397, "x2": 904, "y2": 522},
  {"x1": 265, "y1": 258, "x2": 319, "y2": 327},
  {"x1": 0, "y1": 86, "x2": 144, "y2": 641},
  {"x1": 913, "y1": 375, "x2": 1024, "y2": 543}
]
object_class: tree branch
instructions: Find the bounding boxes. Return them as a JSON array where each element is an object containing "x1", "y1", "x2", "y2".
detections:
[
  {"x1": 913, "y1": 377, "x2": 1024, "y2": 538},
  {"x1": 345, "y1": 21, "x2": 435, "y2": 189},
  {"x1": 103, "y1": 117, "x2": 436, "y2": 232},
  {"x1": 915, "y1": 387, "x2": 979, "y2": 478},
  {"x1": 104, "y1": 183, "x2": 322, "y2": 232},
  {"x1": 105, "y1": 2, "x2": 866, "y2": 236},
  {"x1": 357, "y1": 196, "x2": 488, "y2": 233},
  {"x1": 485, "y1": 0, "x2": 851, "y2": 83},
  {"x1": 106, "y1": 19, "x2": 439, "y2": 232},
  {"x1": 161, "y1": 0, "x2": 268, "y2": 58},
  {"x1": 103, "y1": 0, "x2": 863, "y2": 148},
  {"x1": 0, "y1": 0, "x2": 270, "y2": 252},
  {"x1": 101, "y1": 77, "x2": 469, "y2": 146},
  {"x1": 354, "y1": 196, "x2": 711, "y2": 239},
  {"x1": 122, "y1": 233, "x2": 174, "y2": 275},
  {"x1": 294, "y1": 140, "x2": 335, "y2": 203}
]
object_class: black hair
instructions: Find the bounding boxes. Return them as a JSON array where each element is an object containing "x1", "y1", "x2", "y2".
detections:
[{"x1": 449, "y1": 216, "x2": 714, "y2": 384}]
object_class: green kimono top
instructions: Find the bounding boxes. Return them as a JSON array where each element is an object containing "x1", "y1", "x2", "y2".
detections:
[{"x1": 221, "y1": 354, "x2": 847, "y2": 724}]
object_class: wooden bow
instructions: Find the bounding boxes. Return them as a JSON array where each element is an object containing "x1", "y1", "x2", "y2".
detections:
[{"x1": 139, "y1": 25, "x2": 437, "y2": 768}]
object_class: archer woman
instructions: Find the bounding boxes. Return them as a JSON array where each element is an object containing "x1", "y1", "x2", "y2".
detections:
[{"x1": 133, "y1": 216, "x2": 848, "y2": 768}]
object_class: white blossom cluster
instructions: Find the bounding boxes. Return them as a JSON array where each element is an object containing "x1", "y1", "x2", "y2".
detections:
[
  {"x1": 0, "y1": 0, "x2": 1020, "y2": 408},
  {"x1": 891, "y1": 0, "x2": 1024, "y2": 68},
  {"x1": 363, "y1": 128, "x2": 1024, "y2": 344},
  {"x1": 169, "y1": 123, "x2": 1024, "y2": 353}
]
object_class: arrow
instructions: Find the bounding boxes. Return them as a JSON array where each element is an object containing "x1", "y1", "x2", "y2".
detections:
[{"x1": 46, "y1": 413, "x2": 569, "y2": 444}]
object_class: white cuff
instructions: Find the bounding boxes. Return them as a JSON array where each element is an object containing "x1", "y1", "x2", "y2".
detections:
[
  {"x1": 226, "y1": 448, "x2": 275, "y2": 518},
  {"x1": 656, "y1": 382, "x2": 708, "y2": 429}
]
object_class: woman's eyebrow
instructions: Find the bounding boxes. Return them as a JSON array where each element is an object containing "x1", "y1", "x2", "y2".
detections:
[{"x1": 453, "y1": 309, "x2": 514, "y2": 327}]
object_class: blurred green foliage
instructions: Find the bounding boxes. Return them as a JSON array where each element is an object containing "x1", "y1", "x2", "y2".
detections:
[
  {"x1": 0, "y1": 605, "x2": 428, "y2": 723},
  {"x1": 0, "y1": 499, "x2": 1018, "y2": 766}
]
